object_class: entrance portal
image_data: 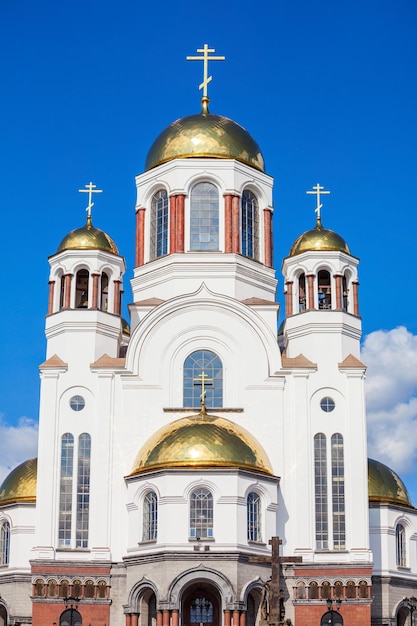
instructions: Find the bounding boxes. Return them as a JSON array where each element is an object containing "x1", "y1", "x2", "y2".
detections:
[{"x1": 183, "y1": 585, "x2": 221, "y2": 626}]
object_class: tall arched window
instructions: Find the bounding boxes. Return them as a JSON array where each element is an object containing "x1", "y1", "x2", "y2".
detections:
[
  {"x1": 143, "y1": 491, "x2": 158, "y2": 541},
  {"x1": 314, "y1": 433, "x2": 328, "y2": 549},
  {"x1": 150, "y1": 189, "x2": 169, "y2": 259},
  {"x1": 190, "y1": 182, "x2": 219, "y2": 251},
  {"x1": 190, "y1": 488, "x2": 213, "y2": 538},
  {"x1": 331, "y1": 433, "x2": 345, "y2": 550},
  {"x1": 183, "y1": 350, "x2": 223, "y2": 408},
  {"x1": 318, "y1": 270, "x2": 331, "y2": 309},
  {"x1": 76, "y1": 433, "x2": 91, "y2": 548},
  {"x1": 100, "y1": 272, "x2": 109, "y2": 311},
  {"x1": 247, "y1": 492, "x2": 262, "y2": 542},
  {"x1": 0, "y1": 521, "x2": 10, "y2": 565},
  {"x1": 396, "y1": 523, "x2": 406, "y2": 567},
  {"x1": 241, "y1": 190, "x2": 259, "y2": 259},
  {"x1": 75, "y1": 269, "x2": 89, "y2": 308},
  {"x1": 59, "y1": 433, "x2": 74, "y2": 547},
  {"x1": 298, "y1": 273, "x2": 306, "y2": 311}
]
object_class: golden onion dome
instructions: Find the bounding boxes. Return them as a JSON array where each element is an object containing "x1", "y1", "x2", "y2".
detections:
[
  {"x1": 130, "y1": 409, "x2": 273, "y2": 476},
  {"x1": 57, "y1": 216, "x2": 118, "y2": 255},
  {"x1": 0, "y1": 458, "x2": 37, "y2": 505},
  {"x1": 121, "y1": 317, "x2": 131, "y2": 336},
  {"x1": 289, "y1": 217, "x2": 350, "y2": 257},
  {"x1": 145, "y1": 100, "x2": 264, "y2": 172},
  {"x1": 368, "y1": 458, "x2": 413, "y2": 508}
]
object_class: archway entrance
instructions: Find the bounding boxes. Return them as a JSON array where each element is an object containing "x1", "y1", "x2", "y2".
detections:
[{"x1": 183, "y1": 585, "x2": 221, "y2": 626}]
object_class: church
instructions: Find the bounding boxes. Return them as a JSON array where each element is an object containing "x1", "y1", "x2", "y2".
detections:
[{"x1": 0, "y1": 45, "x2": 416, "y2": 626}]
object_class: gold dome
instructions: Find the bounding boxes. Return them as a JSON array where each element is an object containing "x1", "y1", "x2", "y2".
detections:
[
  {"x1": 57, "y1": 216, "x2": 118, "y2": 255},
  {"x1": 289, "y1": 217, "x2": 350, "y2": 256},
  {"x1": 130, "y1": 410, "x2": 273, "y2": 476},
  {"x1": 0, "y1": 458, "x2": 37, "y2": 505},
  {"x1": 145, "y1": 106, "x2": 264, "y2": 172},
  {"x1": 368, "y1": 458, "x2": 413, "y2": 508}
]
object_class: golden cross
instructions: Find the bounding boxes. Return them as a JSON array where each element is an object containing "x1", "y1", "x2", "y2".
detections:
[
  {"x1": 79, "y1": 181, "x2": 103, "y2": 218},
  {"x1": 186, "y1": 44, "x2": 225, "y2": 99},
  {"x1": 306, "y1": 183, "x2": 330, "y2": 220},
  {"x1": 193, "y1": 371, "x2": 213, "y2": 402}
]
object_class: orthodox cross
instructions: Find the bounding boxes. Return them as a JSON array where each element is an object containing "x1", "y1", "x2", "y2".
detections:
[
  {"x1": 193, "y1": 371, "x2": 213, "y2": 403},
  {"x1": 249, "y1": 537, "x2": 302, "y2": 626},
  {"x1": 79, "y1": 181, "x2": 103, "y2": 218},
  {"x1": 186, "y1": 44, "x2": 225, "y2": 99},
  {"x1": 306, "y1": 183, "x2": 330, "y2": 220}
]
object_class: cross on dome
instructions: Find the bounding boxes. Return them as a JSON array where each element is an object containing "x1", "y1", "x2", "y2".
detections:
[
  {"x1": 186, "y1": 44, "x2": 225, "y2": 101},
  {"x1": 78, "y1": 181, "x2": 103, "y2": 221},
  {"x1": 306, "y1": 183, "x2": 330, "y2": 220}
]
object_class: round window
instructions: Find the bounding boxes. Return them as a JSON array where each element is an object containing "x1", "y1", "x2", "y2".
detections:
[
  {"x1": 69, "y1": 395, "x2": 85, "y2": 411},
  {"x1": 320, "y1": 396, "x2": 335, "y2": 412}
]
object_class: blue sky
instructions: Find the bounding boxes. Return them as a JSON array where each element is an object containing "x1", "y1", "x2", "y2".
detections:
[{"x1": 1, "y1": 0, "x2": 417, "y2": 501}]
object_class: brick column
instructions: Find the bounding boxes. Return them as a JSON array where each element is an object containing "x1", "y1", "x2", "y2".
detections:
[
  {"x1": 125, "y1": 615, "x2": 132, "y2": 626},
  {"x1": 334, "y1": 274, "x2": 342, "y2": 310},
  {"x1": 131, "y1": 614, "x2": 139, "y2": 626},
  {"x1": 114, "y1": 280, "x2": 121, "y2": 316},
  {"x1": 223, "y1": 610, "x2": 231, "y2": 626},
  {"x1": 171, "y1": 609, "x2": 179, "y2": 626},
  {"x1": 64, "y1": 274, "x2": 72, "y2": 309},
  {"x1": 263, "y1": 208, "x2": 273, "y2": 267},
  {"x1": 233, "y1": 610, "x2": 240, "y2": 626},
  {"x1": 163, "y1": 610, "x2": 170, "y2": 626},
  {"x1": 224, "y1": 194, "x2": 233, "y2": 252},
  {"x1": 156, "y1": 611, "x2": 163, "y2": 626},
  {"x1": 285, "y1": 281, "x2": 293, "y2": 317},
  {"x1": 239, "y1": 611, "x2": 246, "y2": 626},
  {"x1": 352, "y1": 281, "x2": 359, "y2": 316},
  {"x1": 231, "y1": 195, "x2": 240, "y2": 253},
  {"x1": 91, "y1": 273, "x2": 99, "y2": 309},
  {"x1": 169, "y1": 195, "x2": 177, "y2": 254},
  {"x1": 135, "y1": 208, "x2": 146, "y2": 267},
  {"x1": 307, "y1": 274, "x2": 315, "y2": 310},
  {"x1": 177, "y1": 194, "x2": 185, "y2": 252},
  {"x1": 47, "y1": 280, "x2": 55, "y2": 315}
]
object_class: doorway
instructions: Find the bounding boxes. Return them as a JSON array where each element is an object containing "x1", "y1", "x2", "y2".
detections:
[{"x1": 183, "y1": 585, "x2": 221, "y2": 626}]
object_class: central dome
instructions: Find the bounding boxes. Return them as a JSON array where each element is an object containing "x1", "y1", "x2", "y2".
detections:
[
  {"x1": 145, "y1": 110, "x2": 264, "y2": 172},
  {"x1": 130, "y1": 411, "x2": 273, "y2": 476}
]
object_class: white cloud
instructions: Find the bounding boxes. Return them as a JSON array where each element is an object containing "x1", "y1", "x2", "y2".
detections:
[
  {"x1": 362, "y1": 326, "x2": 417, "y2": 474},
  {"x1": 0, "y1": 415, "x2": 38, "y2": 484}
]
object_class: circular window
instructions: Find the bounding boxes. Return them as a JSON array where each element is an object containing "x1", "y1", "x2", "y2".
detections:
[
  {"x1": 69, "y1": 395, "x2": 85, "y2": 411},
  {"x1": 320, "y1": 397, "x2": 335, "y2": 412}
]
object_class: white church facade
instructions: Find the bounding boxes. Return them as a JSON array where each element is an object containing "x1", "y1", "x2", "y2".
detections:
[{"x1": 0, "y1": 46, "x2": 416, "y2": 626}]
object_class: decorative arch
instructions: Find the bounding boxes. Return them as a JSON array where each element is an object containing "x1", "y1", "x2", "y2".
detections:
[
  {"x1": 168, "y1": 565, "x2": 235, "y2": 607},
  {"x1": 127, "y1": 577, "x2": 159, "y2": 615}
]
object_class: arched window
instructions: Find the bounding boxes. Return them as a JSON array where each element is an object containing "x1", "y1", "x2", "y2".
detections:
[
  {"x1": 308, "y1": 581, "x2": 318, "y2": 600},
  {"x1": 100, "y1": 272, "x2": 109, "y2": 311},
  {"x1": 0, "y1": 521, "x2": 10, "y2": 566},
  {"x1": 346, "y1": 580, "x2": 356, "y2": 599},
  {"x1": 85, "y1": 580, "x2": 94, "y2": 598},
  {"x1": 342, "y1": 274, "x2": 348, "y2": 311},
  {"x1": 331, "y1": 433, "x2": 345, "y2": 550},
  {"x1": 35, "y1": 579, "x2": 45, "y2": 597},
  {"x1": 150, "y1": 189, "x2": 169, "y2": 259},
  {"x1": 314, "y1": 433, "x2": 328, "y2": 549},
  {"x1": 318, "y1": 270, "x2": 331, "y2": 309},
  {"x1": 298, "y1": 273, "x2": 306, "y2": 311},
  {"x1": 247, "y1": 492, "x2": 262, "y2": 542},
  {"x1": 59, "y1": 274, "x2": 65, "y2": 310},
  {"x1": 190, "y1": 597, "x2": 214, "y2": 623},
  {"x1": 60, "y1": 580, "x2": 69, "y2": 598},
  {"x1": 190, "y1": 488, "x2": 213, "y2": 539},
  {"x1": 334, "y1": 581, "x2": 343, "y2": 598},
  {"x1": 241, "y1": 190, "x2": 259, "y2": 259},
  {"x1": 97, "y1": 580, "x2": 107, "y2": 599},
  {"x1": 143, "y1": 491, "x2": 158, "y2": 541},
  {"x1": 396, "y1": 523, "x2": 406, "y2": 567},
  {"x1": 296, "y1": 582, "x2": 306, "y2": 599},
  {"x1": 73, "y1": 580, "x2": 82, "y2": 598},
  {"x1": 190, "y1": 182, "x2": 219, "y2": 251},
  {"x1": 76, "y1": 434, "x2": 91, "y2": 548},
  {"x1": 321, "y1": 581, "x2": 331, "y2": 599},
  {"x1": 183, "y1": 350, "x2": 223, "y2": 408},
  {"x1": 48, "y1": 579, "x2": 57, "y2": 597},
  {"x1": 59, "y1": 433, "x2": 74, "y2": 547},
  {"x1": 75, "y1": 269, "x2": 89, "y2": 308},
  {"x1": 358, "y1": 581, "x2": 368, "y2": 599}
]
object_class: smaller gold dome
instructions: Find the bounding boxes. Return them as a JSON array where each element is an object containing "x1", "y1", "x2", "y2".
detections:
[
  {"x1": 368, "y1": 458, "x2": 413, "y2": 508},
  {"x1": 145, "y1": 106, "x2": 264, "y2": 172},
  {"x1": 0, "y1": 458, "x2": 37, "y2": 505},
  {"x1": 57, "y1": 216, "x2": 118, "y2": 255},
  {"x1": 122, "y1": 317, "x2": 130, "y2": 336},
  {"x1": 130, "y1": 411, "x2": 273, "y2": 476},
  {"x1": 289, "y1": 217, "x2": 350, "y2": 257}
]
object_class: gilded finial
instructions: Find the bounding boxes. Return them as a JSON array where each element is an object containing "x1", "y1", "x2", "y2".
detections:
[
  {"x1": 79, "y1": 181, "x2": 103, "y2": 225},
  {"x1": 193, "y1": 371, "x2": 213, "y2": 417},
  {"x1": 186, "y1": 44, "x2": 225, "y2": 113},
  {"x1": 306, "y1": 183, "x2": 330, "y2": 226}
]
